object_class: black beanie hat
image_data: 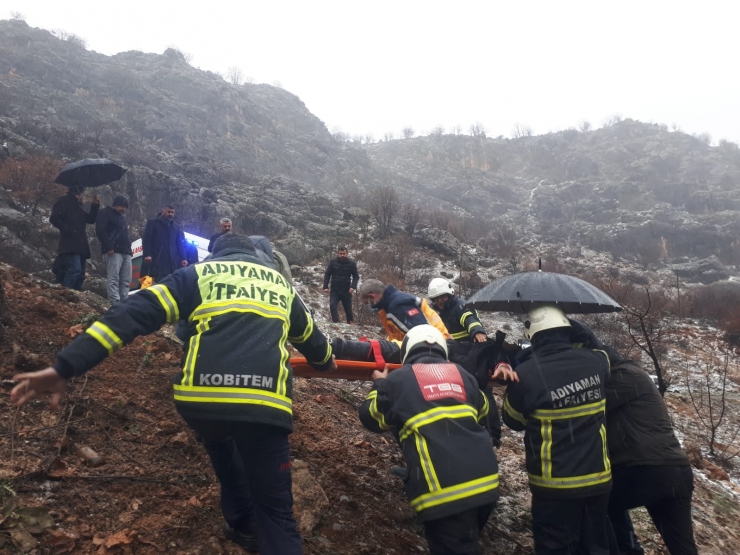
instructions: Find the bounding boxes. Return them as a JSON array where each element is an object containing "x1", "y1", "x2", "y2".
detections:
[{"x1": 112, "y1": 194, "x2": 129, "y2": 208}]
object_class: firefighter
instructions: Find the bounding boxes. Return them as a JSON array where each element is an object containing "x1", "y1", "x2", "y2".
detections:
[
  {"x1": 11, "y1": 234, "x2": 335, "y2": 555},
  {"x1": 502, "y1": 304, "x2": 611, "y2": 555},
  {"x1": 359, "y1": 279, "x2": 450, "y2": 342},
  {"x1": 359, "y1": 325, "x2": 508, "y2": 555},
  {"x1": 428, "y1": 278, "x2": 487, "y2": 342}
]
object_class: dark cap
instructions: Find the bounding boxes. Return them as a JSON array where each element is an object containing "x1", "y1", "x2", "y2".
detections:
[{"x1": 112, "y1": 194, "x2": 129, "y2": 208}]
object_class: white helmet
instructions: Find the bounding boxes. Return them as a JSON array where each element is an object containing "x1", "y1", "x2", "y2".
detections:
[
  {"x1": 523, "y1": 304, "x2": 571, "y2": 340},
  {"x1": 428, "y1": 278, "x2": 454, "y2": 299},
  {"x1": 400, "y1": 324, "x2": 449, "y2": 363}
]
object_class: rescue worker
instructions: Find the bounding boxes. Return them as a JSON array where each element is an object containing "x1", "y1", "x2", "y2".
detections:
[
  {"x1": 11, "y1": 234, "x2": 335, "y2": 555},
  {"x1": 603, "y1": 346, "x2": 698, "y2": 555},
  {"x1": 49, "y1": 184, "x2": 100, "y2": 291},
  {"x1": 359, "y1": 325, "x2": 502, "y2": 555},
  {"x1": 208, "y1": 217, "x2": 232, "y2": 252},
  {"x1": 428, "y1": 278, "x2": 487, "y2": 342},
  {"x1": 359, "y1": 279, "x2": 450, "y2": 342},
  {"x1": 502, "y1": 304, "x2": 611, "y2": 555},
  {"x1": 323, "y1": 246, "x2": 359, "y2": 324}
]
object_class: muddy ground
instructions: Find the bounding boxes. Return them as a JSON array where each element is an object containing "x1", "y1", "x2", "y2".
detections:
[{"x1": 1, "y1": 264, "x2": 739, "y2": 554}]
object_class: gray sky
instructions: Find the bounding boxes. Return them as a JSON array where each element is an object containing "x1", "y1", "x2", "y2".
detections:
[{"x1": 9, "y1": 1, "x2": 740, "y2": 143}]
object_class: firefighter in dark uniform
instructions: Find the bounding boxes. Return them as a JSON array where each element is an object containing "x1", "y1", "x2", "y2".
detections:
[
  {"x1": 359, "y1": 324, "x2": 505, "y2": 555},
  {"x1": 428, "y1": 277, "x2": 503, "y2": 449},
  {"x1": 11, "y1": 234, "x2": 335, "y2": 555},
  {"x1": 502, "y1": 305, "x2": 611, "y2": 555}
]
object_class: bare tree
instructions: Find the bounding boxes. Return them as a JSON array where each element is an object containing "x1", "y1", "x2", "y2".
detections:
[
  {"x1": 272, "y1": 80, "x2": 283, "y2": 88},
  {"x1": 227, "y1": 66, "x2": 243, "y2": 85},
  {"x1": 685, "y1": 347, "x2": 740, "y2": 460},
  {"x1": 512, "y1": 123, "x2": 533, "y2": 138},
  {"x1": 244, "y1": 76, "x2": 256, "y2": 84},
  {"x1": 0, "y1": 154, "x2": 65, "y2": 213},
  {"x1": 364, "y1": 133, "x2": 375, "y2": 144},
  {"x1": 429, "y1": 126, "x2": 444, "y2": 138},
  {"x1": 402, "y1": 126, "x2": 415, "y2": 139},
  {"x1": 696, "y1": 132, "x2": 712, "y2": 146},
  {"x1": 383, "y1": 131, "x2": 395, "y2": 142},
  {"x1": 578, "y1": 119, "x2": 592, "y2": 132},
  {"x1": 469, "y1": 122, "x2": 486, "y2": 137},
  {"x1": 451, "y1": 124, "x2": 463, "y2": 135},
  {"x1": 401, "y1": 203, "x2": 422, "y2": 237},
  {"x1": 671, "y1": 122, "x2": 681, "y2": 132},
  {"x1": 602, "y1": 113, "x2": 623, "y2": 127},
  {"x1": 367, "y1": 185, "x2": 399, "y2": 237},
  {"x1": 10, "y1": 11, "x2": 25, "y2": 21},
  {"x1": 602, "y1": 279, "x2": 672, "y2": 395},
  {"x1": 331, "y1": 126, "x2": 349, "y2": 143}
]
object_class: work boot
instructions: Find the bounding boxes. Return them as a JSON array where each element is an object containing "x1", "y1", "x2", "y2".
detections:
[
  {"x1": 223, "y1": 523, "x2": 258, "y2": 552},
  {"x1": 391, "y1": 466, "x2": 409, "y2": 480},
  {"x1": 348, "y1": 321, "x2": 355, "y2": 325}
]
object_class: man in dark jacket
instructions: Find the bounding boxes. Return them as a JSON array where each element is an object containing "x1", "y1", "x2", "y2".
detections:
[
  {"x1": 603, "y1": 346, "x2": 698, "y2": 555},
  {"x1": 323, "y1": 247, "x2": 359, "y2": 323},
  {"x1": 502, "y1": 305, "x2": 611, "y2": 555},
  {"x1": 359, "y1": 325, "x2": 500, "y2": 555},
  {"x1": 49, "y1": 185, "x2": 100, "y2": 291},
  {"x1": 11, "y1": 234, "x2": 336, "y2": 555},
  {"x1": 142, "y1": 205, "x2": 187, "y2": 282},
  {"x1": 95, "y1": 195, "x2": 132, "y2": 303},
  {"x1": 207, "y1": 217, "x2": 232, "y2": 252},
  {"x1": 428, "y1": 278, "x2": 487, "y2": 342}
]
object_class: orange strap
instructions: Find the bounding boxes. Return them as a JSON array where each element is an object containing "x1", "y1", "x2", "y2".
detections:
[
  {"x1": 290, "y1": 358, "x2": 401, "y2": 381},
  {"x1": 359, "y1": 337, "x2": 386, "y2": 370}
]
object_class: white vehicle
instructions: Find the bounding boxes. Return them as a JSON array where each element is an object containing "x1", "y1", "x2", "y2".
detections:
[{"x1": 130, "y1": 232, "x2": 209, "y2": 289}]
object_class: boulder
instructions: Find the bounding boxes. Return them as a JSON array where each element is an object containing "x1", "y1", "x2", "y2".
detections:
[
  {"x1": 0, "y1": 226, "x2": 49, "y2": 273},
  {"x1": 673, "y1": 255, "x2": 730, "y2": 285},
  {"x1": 291, "y1": 459, "x2": 329, "y2": 535},
  {"x1": 414, "y1": 227, "x2": 461, "y2": 257}
]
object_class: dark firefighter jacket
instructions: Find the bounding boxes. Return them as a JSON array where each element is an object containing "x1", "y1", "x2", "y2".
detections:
[
  {"x1": 435, "y1": 295, "x2": 486, "y2": 341},
  {"x1": 95, "y1": 206, "x2": 132, "y2": 256},
  {"x1": 359, "y1": 351, "x2": 499, "y2": 522},
  {"x1": 606, "y1": 356, "x2": 689, "y2": 468},
  {"x1": 502, "y1": 340, "x2": 612, "y2": 499},
  {"x1": 50, "y1": 194, "x2": 99, "y2": 258},
  {"x1": 323, "y1": 257, "x2": 359, "y2": 291},
  {"x1": 372, "y1": 285, "x2": 450, "y2": 342},
  {"x1": 142, "y1": 214, "x2": 187, "y2": 278},
  {"x1": 52, "y1": 245, "x2": 333, "y2": 432}
]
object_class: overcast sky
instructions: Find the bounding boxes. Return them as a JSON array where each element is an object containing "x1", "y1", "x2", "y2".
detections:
[{"x1": 9, "y1": 1, "x2": 740, "y2": 143}]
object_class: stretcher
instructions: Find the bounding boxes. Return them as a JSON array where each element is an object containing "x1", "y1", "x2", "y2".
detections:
[{"x1": 290, "y1": 358, "x2": 401, "y2": 381}]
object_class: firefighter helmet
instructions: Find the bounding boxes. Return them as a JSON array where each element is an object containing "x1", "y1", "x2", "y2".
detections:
[
  {"x1": 523, "y1": 304, "x2": 571, "y2": 340},
  {"x1": 428, "y1": 278, "x2": 454, "y2": 299},
  {"x1": 400, "y1": 324, "x2": 449, "y2": 363}
]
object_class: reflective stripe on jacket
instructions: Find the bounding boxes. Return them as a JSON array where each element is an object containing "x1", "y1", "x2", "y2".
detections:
[
  {"x1": 53, "y1": 247, "x2": 333, "y2": 432},
  {"x1": 435, "y1": 296, "x2": 485, "y2": 341},
  {"x1": 502, "y1": 342, "x2": 612, "y2": 498},
  {"x1": 359, "y1": 352, "x2": 499, "y2": 521}
]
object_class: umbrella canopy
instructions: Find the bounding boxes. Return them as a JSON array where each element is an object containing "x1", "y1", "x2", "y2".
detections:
[
  {"x1": 54, "y1": 159, "x2": 127, "y2": 188},
  {"x1": 465, "y1": 271, "x2": 622, "y2": 314}
]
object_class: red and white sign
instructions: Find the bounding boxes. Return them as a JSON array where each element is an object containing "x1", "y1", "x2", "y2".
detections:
[
  {"x1": 407, "y1": 308, "x2": 420, "y2": 317},
  {"x1": 412, "y1": 363, "x2": 466, "y2": 402}
]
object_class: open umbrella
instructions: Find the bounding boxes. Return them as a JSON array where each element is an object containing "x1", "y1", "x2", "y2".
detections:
[
  {"x1": 465, "y1": 271, "x2": 622, "y2": 314},
  {"x1": 54, "y1": 158, "x2": 127, "y2": 188}
]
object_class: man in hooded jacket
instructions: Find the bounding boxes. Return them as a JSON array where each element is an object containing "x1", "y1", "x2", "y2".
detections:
[
  {"x1": 142, "y1": 205, "x2": 187, "y2": 282},
  {"x1": 50, "y1": 185, "x2": 100, "y2": 291},
  {"x1": 95, "y1": 194, "x2": 132, "y2": 303}
]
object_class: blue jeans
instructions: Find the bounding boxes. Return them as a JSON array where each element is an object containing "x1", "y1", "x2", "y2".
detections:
[
  {"x1": 183, "y1": 419, "x2": 303, "y2": 555},
  {"x1": 103, "y1": 253, "x2": 132, "y2": 303},
  {"x1": 60, "y1": 254, "x2": 86, "y2": 291}
]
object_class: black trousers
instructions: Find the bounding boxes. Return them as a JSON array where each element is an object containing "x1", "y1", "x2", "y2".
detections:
[
  {"x1": 424, "y1": 503, "x2": 494, "y2": 555},
  {"x1": 329, "y1": 289, "x2": 354, "y2": 323},
  {"x1": 607, "y1": 465, "x2": 698, "y2": 555},
  {"x1": 532, "y1": 493, "x2": 611, "y2": 555},
  {"x1": 183, "y1": 419, "x2": 303, "y2": 555}
]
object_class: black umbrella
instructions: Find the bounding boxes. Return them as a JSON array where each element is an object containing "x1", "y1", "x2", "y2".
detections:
[
  {"x1": 465, "y1": 271, "x2": 622, "y2": 314},
  {"x1": 54, "y1": 158, "x2": 127, "y2": 188}
]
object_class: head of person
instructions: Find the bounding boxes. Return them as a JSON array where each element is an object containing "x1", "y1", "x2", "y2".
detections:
[
  {"x1": 212, "y1": 233, "x2": 256, "y2": 257},
  {"x1": 359, "y1": 279, "x2": 386, "y2": 307},
  {"x1": 337, "y1": 247, "x2": 348, "y2": 261},
  {"x1": 67, "y1": 183, "x2": 85, "y2": 198},
  {"x1": 428, "y1": 278, "x2": 454, "y2": 310},
  {"x1": 400, "y1": 324, "x2": 449, "y2": 363},
  {"x1": 523, "y1": 304, "x2": 571, "y2": 347},
  {"x1": 112, "y1": 194, "x2": 129, "y2": 214},
  {"x1": 220, "y1": 217, "x2": 232, "y2": 233},
  {"x1": 161, "y1": 205, "x2": 175, "y2": 220}
]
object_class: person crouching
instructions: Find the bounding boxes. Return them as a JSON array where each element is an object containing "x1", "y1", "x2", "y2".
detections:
[{"x1": 359, "y1": 325, "x2": 500, "y2": 555}]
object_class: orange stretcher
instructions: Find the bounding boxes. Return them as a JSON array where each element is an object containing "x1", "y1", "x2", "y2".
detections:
[{"x1": 290, "y1": 358, "x2": 402, "y2": 381}]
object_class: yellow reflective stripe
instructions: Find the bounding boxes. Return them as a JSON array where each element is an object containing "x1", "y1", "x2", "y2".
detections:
[
  {"x1": 312, "y1": 341, "x2": 333, "y2": 366},
  {"x1": 467, "y1": 321, "x2": 482, "y2": 333},
  {"x1": 478, "y1": 394, "x2": 490, "y2": 422},
  {"x1": 601, "y1": 424, "x2": 611, "y2": 472},
  {"x1": 459, "y1": 311, "x2": 473, "y2": 327},
  {"x1": 532, "y1": 399, "x2": 606, "y2": 420},
  {"x1": 146, "y1": 284, "x2": 179, "y2": 324},
  {"x1": 277, "y1": 319, "x2": 290, "y2": 397},
  {"x1": 415, "y1": 431, "x2": 441, "y2": 491},
  {"x1": 410, "y1": 474, "x2": 499, "y2": 512},
  {"x1": 173, "y1": 385, "x2": 292, "y2": 414},
  {"x1": 594, "y1": 349, "x2": 611, "y2": 371},
  {"x1": 528, "y1": 471, "x2": 612, "y2": 489},
  {"x1": 86, "y1": 322, "x2": 123, "y2": 355},
  {"x1": 540, "y1": 419, "x2": 553, "y2": 478},
  {"x1": 181, "y1": 317, "x2": 209, "y2": 387},
  {"x1": 367, "y1": 392, "x2": 391, "y2": 431},
  {"x1": 399, "y1": 405, "x2": 478, "y2": 442},
  {"x1": 288, "y1": 312, "x2": 314, "y2": 343},
  {"x1": 451, "y1": 330, "x2": 469, "y2": 340},
  {"x1": 190, "y1": 300, "x2": 287, "y2": 322},
  {"x1": 503, "y1": 395, "x2": 526, "y2": 425}
]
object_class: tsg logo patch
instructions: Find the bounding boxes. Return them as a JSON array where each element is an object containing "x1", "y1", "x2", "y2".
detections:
[{"x1": 412, "y1": 363, "x2": 466, "y2": 402}]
